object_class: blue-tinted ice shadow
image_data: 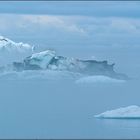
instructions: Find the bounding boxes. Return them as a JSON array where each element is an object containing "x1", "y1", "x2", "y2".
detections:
[{"x1": 94, "y1": 117, "x2": 140, "y2": 129}]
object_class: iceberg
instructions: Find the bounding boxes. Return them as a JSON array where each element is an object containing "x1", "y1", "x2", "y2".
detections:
[
  {"x1": 94, "y1": 105, "x2": 140, "y2": 119},
  {"x1": 12, "y1": 50, "x2": 128, "y2": 80}
]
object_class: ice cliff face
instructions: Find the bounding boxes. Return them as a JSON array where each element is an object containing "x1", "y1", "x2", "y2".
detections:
[{"x1": 12, "y1": 50, "x2": 128, "y2": 80}]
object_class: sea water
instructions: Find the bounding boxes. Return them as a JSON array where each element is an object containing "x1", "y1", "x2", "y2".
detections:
[{"x1": 0, "y1": 46, "x2": 140, "y2": 139}]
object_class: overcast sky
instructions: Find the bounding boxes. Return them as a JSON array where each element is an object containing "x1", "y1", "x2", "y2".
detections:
[
  {"x1": 0, "y1": 1, "x2": 140, "y2": 17},
  {"x1": 0, "y1": 1, "x2": 140, "y2": 50}
]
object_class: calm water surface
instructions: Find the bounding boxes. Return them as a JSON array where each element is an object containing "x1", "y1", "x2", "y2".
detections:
[{"x1": 0, "y1": 50, "x2": 140, "y2": 139}]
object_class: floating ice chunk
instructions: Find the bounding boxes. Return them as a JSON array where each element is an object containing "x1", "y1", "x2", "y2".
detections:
[
  {"x1": 94, "y1": 105, "x2": 140, "y2": 119},
  {"x1": 24, "y1": 50, "x2": 56, "y2": 69},
  {"x1": 75, "y1": 75, "x2": 125, "y2": 84}
]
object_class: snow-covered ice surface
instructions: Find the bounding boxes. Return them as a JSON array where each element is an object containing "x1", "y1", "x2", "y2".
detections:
[
  {"x1": 94, "y1": 105, "x2": 140, "y2": 119},
  {"x1": 0, "y1": 36, "x2": 34, "y2": 66}
]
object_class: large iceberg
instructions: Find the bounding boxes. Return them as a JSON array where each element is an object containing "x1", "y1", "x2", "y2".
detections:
[
  {"x1": 0, "y1": 37, "x2": 128, "y2": 80},
  {"x1": 11, "y1": 51, "x2": 128, "y2": 80},
  {"x1": 94, "y1": 105, "x2": 140, "y2": 119}
]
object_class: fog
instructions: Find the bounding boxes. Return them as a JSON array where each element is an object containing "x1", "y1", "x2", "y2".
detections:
[{"x1": 0, "y1": 1, "x2": 140, "y2": 139}]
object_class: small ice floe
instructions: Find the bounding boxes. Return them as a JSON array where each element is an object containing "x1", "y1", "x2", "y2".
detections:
[
  {"x1": 94, "y1": 105, "x2": 140, "y2": 119},
  {"x1": 75, "y1": 75, "x2": 125, "y2": 84}
]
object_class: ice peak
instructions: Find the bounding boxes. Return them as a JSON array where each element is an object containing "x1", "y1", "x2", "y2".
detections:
[
  {"x1": 0, "y1": 36, "x2": 34, "y2": 66},
  {"x1": 0, "y1": 36, "x2": 34, "y2": 52}
]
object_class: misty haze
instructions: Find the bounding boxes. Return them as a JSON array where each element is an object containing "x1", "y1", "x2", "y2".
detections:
[{"x1": 0, "y1": 1, "x2": 140, "y2": 139}]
